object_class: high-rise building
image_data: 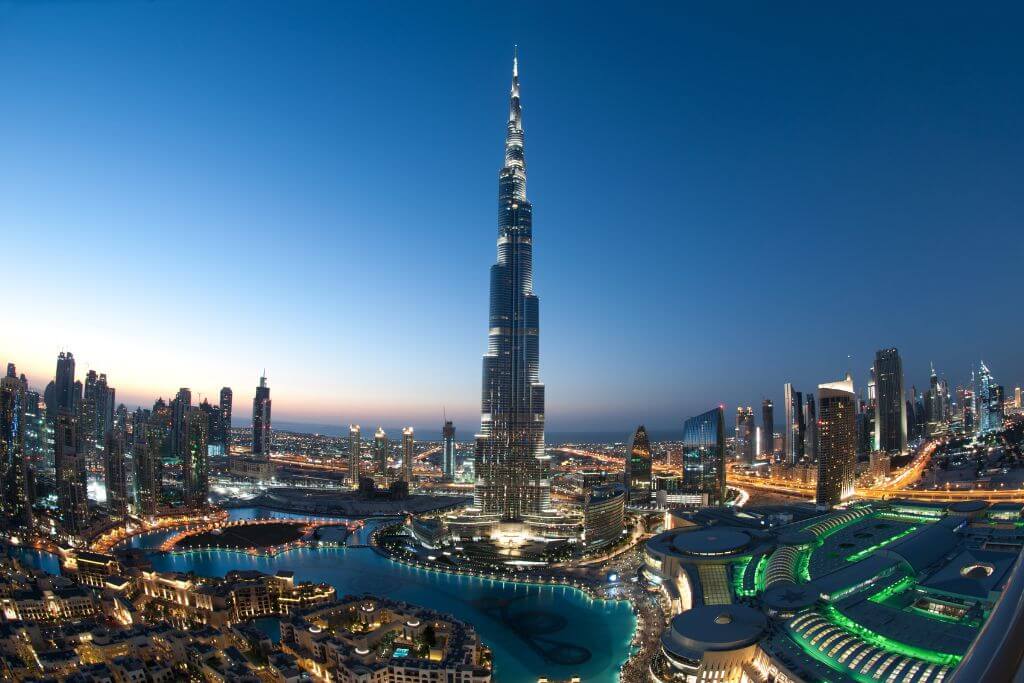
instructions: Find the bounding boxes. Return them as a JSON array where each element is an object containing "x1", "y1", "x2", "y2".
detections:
[
  {"x1": 874, "y1": 348, "x2": 907, "y2": 453},
  {"x1": 1015, "y1": 386, "x2": 1022, "y2": 410},
  {"x1": 470, "y1": 52, "x2": 552, "y2": 525},
  {"x1": 71, "y1": 379, "x2": 83, "y2": 417},
  {"x1": 0, "y1": 368, "x2": 33, "y2": 527},
  {"x1": 55, "y1": 411, "x2": 88, "y2": 534},
  {"x1": 925, "y1": 364, "x2": 947, "y2": 435},
  {"x1": 735, "y1": 407, "x2": 755, "y2": 464},
  {"x1": 54, "y1": 351, "x2": 76, "y2": 416},
  {"x1": 348, "y1": 425, "x2": 361, "y2": 488},
  {"x1": 401, "y1": 427, "x2": 414, "y2": 484},
  {"x1": 23, "y1": 387, "x2": 49, "y2": 474},
  {"x1": 962, "y1": 389, "x2": 975, "y2": 433},
  {"x1": 80, "y1": 370, "x2": 100, "y2": 460},
  {"x1": 761, "y1": 399, "x2": 774, "y2": 458},
  {"x1": 219, "y1": 387, "x2": 233, "y2": 454},
  {"x1": 170, "y1": 387, "x2": 192, "y2": 465},
  {"x1": 135, "y1": 402, "x2": 169, "y2": 515},
  {"x1": 625, "y1": 425, "x2": 653, "y2": 503},
  {"x1": 681, "y1": 407, "x2": 725, "y2": 505},
  {"x1": 200, "y1": 399, "x2": 222, "y2": 455},
  {"x1": 978, "y1": 361, "x2": 1004, "y2": 434},
  {"x1": 104, "y1": 428, "x2": 129, "y2": 516},
  {"x1": 252, "y1": 375, "x2": 272, "y2": 456},
  {"x1": 183, "y1": 407, "x2": 209, "y2": 509},
  {"x1": 374, "y1": 427, "x2": 388, "y2": 476},
  {"x1": 816, "y1": 375, "x2": 857, "y2": 508},
  {"x1": 441, "y1": 420, "x2": 456, "y2": 480},
  {"x1": 804, "y1": 394, "x2": 817, "y2": 462},
  {"x1": 783, "y1": 383, "x2": 805, "y2": 464}
]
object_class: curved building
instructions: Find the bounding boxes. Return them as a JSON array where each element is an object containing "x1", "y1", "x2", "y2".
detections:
[
  {"x1": 625, "y1": 425, "x2": 653, "y2": 503},
  {"x1": 643, "y1": 501, "x2": 1024, "y2": 683}
]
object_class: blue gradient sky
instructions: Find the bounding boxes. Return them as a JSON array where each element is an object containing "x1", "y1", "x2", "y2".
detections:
[{"x1": 2, "y1": 2, "x2": 1021, "y2": 433}]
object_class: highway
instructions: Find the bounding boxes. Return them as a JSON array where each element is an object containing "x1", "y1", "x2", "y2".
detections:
[{"x1": 559, "y1": 438, "x2": 1024, "y2": 503}]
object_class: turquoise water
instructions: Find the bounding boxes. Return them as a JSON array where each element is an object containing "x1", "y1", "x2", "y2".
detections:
[{"x1": 120, "y1": 507, "x2": 636, "y2": 682}]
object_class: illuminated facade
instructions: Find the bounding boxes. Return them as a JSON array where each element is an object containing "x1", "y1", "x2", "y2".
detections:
[
  {"x1": 735, "y1": 407, "x2": 755, "y2": 464},
  {"x1": 401, "y1": 426, "x2": 414, "y2": 484},
  {"x1": 816, "y1": 374, "x2": 856, "y2": 507},
  {"x1": 134, "y1": 405, "x2": 168, "y2": 515},
  {"x1": 218, "y1": 386, "x2": 233, "y2": 454},
  {"x1": 55, "y1": 411, "x2": 88, "y2": 533},
  {"x1": 783, "y1": 383, "x2": 805, "y2": 465},
  {"x1": 0, "y1": 368, "x2": 32, "y2": 527},
  {"x1": 978, "y1": 361, "x2": 1005, "y2": 434},
  {"x1": 348, "y1": 424, "x2": 360, "y2": 487},
  {"x1": 470, "y1": 53, "x2": 552, "y2": 525},
  {"x1": 681, "y1": 407, "x2": 725, "y2": 505},
  {"x1": 183, "y1": 406, "x2": 209, "y2": 509},
  {"x1": 104, "y1": 428, "x2": 129, "y2": 516},
  {"x1": 373, "y1": 427, "x2": 388, "y2": 476},
  {"x1": 625, "y1": 425, "x2": 653, "y2": 503}
]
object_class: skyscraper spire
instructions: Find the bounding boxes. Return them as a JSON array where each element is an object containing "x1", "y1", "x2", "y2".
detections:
[{"x1": 472, "y1": 53, "x2": 548, "y2": 523}]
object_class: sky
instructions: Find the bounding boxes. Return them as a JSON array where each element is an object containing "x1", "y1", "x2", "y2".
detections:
[{"x1": 1, "y1": 1, "x2": 1022, "y2": 434}]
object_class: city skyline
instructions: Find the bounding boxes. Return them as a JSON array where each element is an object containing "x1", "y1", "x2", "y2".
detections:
[{"x1": 3, "y1": 3, "x2": 1022, "y2": 431}]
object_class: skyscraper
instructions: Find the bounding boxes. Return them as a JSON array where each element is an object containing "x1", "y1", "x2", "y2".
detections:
[
  {"x1": 170, "y1": 387, "x2": 192, "y2": 465},
  {"x1": 681, "y1": 407, "x2": 725, "y2": 505},
  {"x1": 219, "y1": 387, "x2": 233, "y2": 454},
  {"x1": 200, "y1": 399, "x2": 222, "y2": 455},
  {"x1": 874, "y1": 348, "x2": 907, "y2": 453},
  {"x1": 471, "y1": 52, "x2": 551, "y2": 523},
  {"x1": 252, "y1": 375, "x2": 272, "y2": 456},
  {"x1": 735, "y1": 407, "x2": 755, "y2": 464},
  {"x1": 804, "y1": 394, "x2": 817, "y2": 462},
  {"x1": 761, "y1": 399, "x2": 774, "y2": 458},
  {"x1": 625, "y1": 425, "x2": 653, "y2": 504},
  {"x1": 816, "y1": 375, "x2": 857, "y2": 508},
  {"x1": 926, "y1": 364, "x2": 947, "y2": 435},
  {"x1": 183, "y1": 407, "x2": 209, "y2": 509},
  {"x1": 0, "y1": 368, "x2": 33, "y2": 527},
  {"x1": 55, "y1": 411, "x2": 88, "y2": 534},
  {"x1": 348, "y1": 424, "x2": 361, "y2": 488},
  {"x1": 783, "y1": 383, "x2": 805, "y2": 464},
  {"x1": 134, "y1": 407, "x2": 167, "y2": 515},
  {"x1": 402, "y1": 427, "x2": 414, "y2": 484},
  {"x1": 105, "y1": 427, "x2": 128, "y2": 516},
  {"x1": 441, "y1": 420, "x2": 456, "y2": 480},
  {"x1": 978, "y1": 361, "x2": 1004, "y2": 434},
  {"x1": 54, "y1": 351, "x2": 76, "y2": 416},
  {"x1": 80, "y1": 369, "x2": 100, "y2": 460},
  {"x1": 374, "y1": 427, "x2": 388, "y2": 476}
]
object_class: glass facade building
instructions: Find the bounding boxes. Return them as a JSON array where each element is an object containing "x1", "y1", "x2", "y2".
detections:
[
  {"x1": 874, "y1": 348, "x2": 907, "y2": 453},
  {"x1": 979, "y1": 361, "x2": 1005, "y2": 434},
  {"x1": 783, "y1": 383, "x2": 805, "y2": 465},
  {"x1": 681, "y1": 407, "x2": 725, "y2": 505},
  {"x1": 471, "y1": 53, "x2": 552, "y2": 522}
]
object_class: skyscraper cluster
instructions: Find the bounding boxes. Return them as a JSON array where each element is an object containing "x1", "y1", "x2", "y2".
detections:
[{"x1": 0, "y1": 351, "x2": 250, "y2": 537}]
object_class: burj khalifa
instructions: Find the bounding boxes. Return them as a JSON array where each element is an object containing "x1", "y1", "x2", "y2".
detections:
[{"x1": 471, "y1": 52, "x2": 554, "y2": 527}]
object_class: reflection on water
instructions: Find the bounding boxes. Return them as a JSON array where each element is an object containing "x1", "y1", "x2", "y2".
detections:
[{"x1": 17, "y1": 507, "x2": 635, "y2": 682}]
